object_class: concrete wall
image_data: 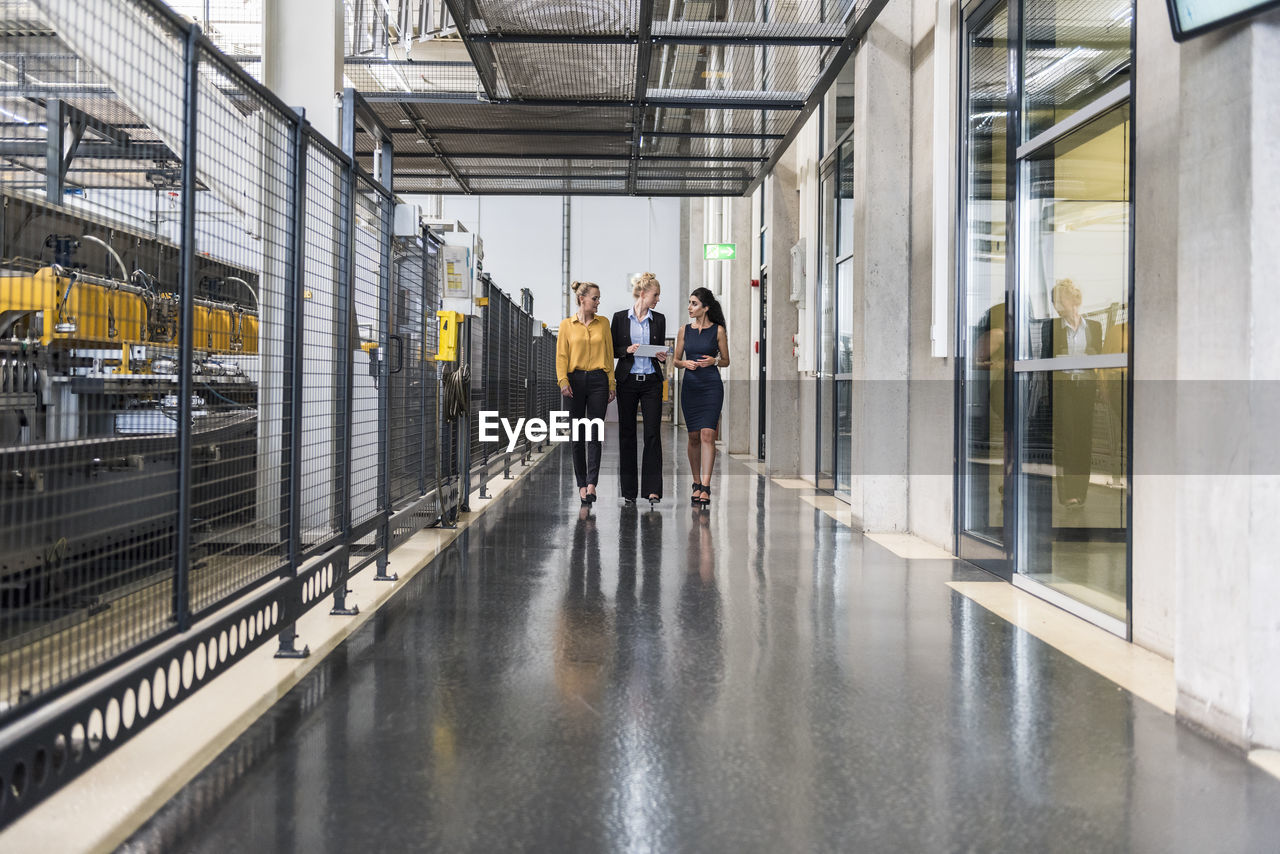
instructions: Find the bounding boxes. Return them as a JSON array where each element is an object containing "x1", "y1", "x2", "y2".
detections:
[
  {"x1": 1172, "y1": 7, "x2": 1280, "y2": 751},
  {"x1": 850, "y1": 0, "x2": 913, "y2": 530},
  {"x1": 1132, "y1": 0, "x2": 1180, "y2": 659}
]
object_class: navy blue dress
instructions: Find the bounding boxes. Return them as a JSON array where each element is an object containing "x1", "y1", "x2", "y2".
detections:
[{"x1": 680, "y1": 323, "x2": 724, "y2": 431}]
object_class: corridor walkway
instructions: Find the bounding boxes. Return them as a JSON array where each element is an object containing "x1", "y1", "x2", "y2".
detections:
[{"x1": 125, "y1": 429, "x2": 1280, "y2": 852}]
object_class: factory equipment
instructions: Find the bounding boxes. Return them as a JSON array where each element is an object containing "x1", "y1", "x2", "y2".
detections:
[{"x1": 0, "y1": 191, "x2": 260, "y2": 626}]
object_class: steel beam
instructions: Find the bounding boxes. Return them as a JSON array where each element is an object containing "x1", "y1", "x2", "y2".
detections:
[
  {"x1": 626, "y1": 0, "x2": 656, "y2": 195},
  {"x1": 465, "y1": 33, "x2": 845, "y2": 46},
  {"x1": 398, "y1": 103, "x2": 472, "y2": 194}
]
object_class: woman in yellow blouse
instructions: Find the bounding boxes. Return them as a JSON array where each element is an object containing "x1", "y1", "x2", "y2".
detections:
[{"x1": 557, "y1": 281, "x2": 616, "y2": 504}]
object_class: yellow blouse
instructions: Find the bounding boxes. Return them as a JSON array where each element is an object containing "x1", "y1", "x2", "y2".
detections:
[{"x1": 556, "y1": 313, "x2": 616, "y2": 391}]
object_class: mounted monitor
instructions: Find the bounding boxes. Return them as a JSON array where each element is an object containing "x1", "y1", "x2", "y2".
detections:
[{"x1": 1167, "y1": 0, "x2": 1280, "y2": 40}]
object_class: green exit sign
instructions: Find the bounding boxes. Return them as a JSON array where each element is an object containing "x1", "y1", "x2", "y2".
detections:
[{"x1": 704, "y1": 243, "x2": 736, "y2": 260}]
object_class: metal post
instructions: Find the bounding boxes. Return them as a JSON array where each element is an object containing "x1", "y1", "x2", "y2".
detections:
[
  {"x1": 281, "y1": 109, "x2": 308, "y2": 571},
  {"x1": 328, "y1": 131, "x2": 358, "y2": 616},
  {"x1": 46, "y1": 99, "x2": 64, "y2": 203},
  {"x1": 458, "y1": 318, "x2": 471, "y2": 512},
  {"x1": 173, "y1": 26, "x2": 201, "y2": 632},
  {"x1": 277, "y1": 109, "x2": 316, "y2": 655},
  {"x1": 418, "y1": 232, "x2": 428, "y2": 498},
  {"x1": 373, "y1": 188, "x2": 397, "y2": 582}
]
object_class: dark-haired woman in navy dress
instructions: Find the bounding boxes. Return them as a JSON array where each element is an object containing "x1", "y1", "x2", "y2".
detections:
[{"x1": 674, "y1": 287, "x2": 730, "y2": 507}]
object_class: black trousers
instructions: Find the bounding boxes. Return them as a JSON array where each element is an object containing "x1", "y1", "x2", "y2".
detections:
[
  {"x1": 568, "y1": 369, "x2": 609, "y2": 489},
  {"x1": 616, "y1": 372, "x2": 663, "y2": 500}
]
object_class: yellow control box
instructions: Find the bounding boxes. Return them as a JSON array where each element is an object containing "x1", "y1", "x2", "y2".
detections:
[{"x1": 436, "y1": 310, "x2": 464, "y2": 361}]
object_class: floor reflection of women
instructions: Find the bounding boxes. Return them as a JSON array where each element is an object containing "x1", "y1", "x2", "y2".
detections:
[
  {"x1": 614, "y1": 505, "x2": 664, "y2": 691},
  {"x1": 676, "y1": 509, "x2": 723, "y2": 706},
  {"x1": 555, "y1": 507, "x2": 612, "y2": 721}
]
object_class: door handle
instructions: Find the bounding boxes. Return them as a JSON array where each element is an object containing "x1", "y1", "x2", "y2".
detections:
[{"x1": 389, "y1": 334, "x2": 405, "y2": 374}]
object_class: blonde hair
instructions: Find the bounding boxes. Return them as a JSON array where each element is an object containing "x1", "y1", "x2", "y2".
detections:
[
  {"x1": 630, "y1": 271, "x2": 660, "y2": 299},
  {"x1": 1051, "y1": 278, "x2": 1082, "y2": 313},
  {"x1": 571, "y1": 280, "x2": 600, "y2": 305}
]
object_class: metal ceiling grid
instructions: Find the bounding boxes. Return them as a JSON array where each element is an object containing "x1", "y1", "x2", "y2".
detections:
[{"x1": 370, "y1": 0, "x2": 890, "y2": 195}]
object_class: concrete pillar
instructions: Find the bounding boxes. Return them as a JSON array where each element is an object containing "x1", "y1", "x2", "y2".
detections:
[
  {"x1": 851, "y1": 0, "x2": 912, "y2": 530},
  {"x1": 723, "y1": 195, "x2": 754, "y2": 454},
  {"x1": 763, "y1": 155, "x2": 801, "y2": 476},
  {"x1": 1173, "y1": 8, "x2": 1280, "y2": 750},
  {"x1": 1131, "y1": 0, "x2": 1181, "y2": 659},
  {"x1": 905, "y1": 0, "x2": 956, "y2": 548},
  {"x1": 264, "y1": 0, "x2": 343, "y2": 143}
]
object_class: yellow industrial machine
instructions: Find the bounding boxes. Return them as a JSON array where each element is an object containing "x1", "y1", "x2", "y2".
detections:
[
  {"x1": 0, "y1": 265, "x2": 258, "y2": 357},
  {"x1": 1, "y1": 192, "x2": 262, "y2": 615}
]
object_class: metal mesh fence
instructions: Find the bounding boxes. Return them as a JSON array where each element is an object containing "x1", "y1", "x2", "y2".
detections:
[
  {"x1": 349, "y1": 187, "x2": 384, "y2": 530},
  {"x1": 186, "y1": 43, "x2": 293, "y2": 615},
  {"x1": 0, "y1": 0, "x2": 190, "y2": 719},
  {"x1": 0, "y1": 0, "x2": 549, "y2": 826}
]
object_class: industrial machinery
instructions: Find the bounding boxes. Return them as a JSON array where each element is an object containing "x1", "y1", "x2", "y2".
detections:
[{"x1": 0, "y1": 191, "x2": 261, "y2": 629}]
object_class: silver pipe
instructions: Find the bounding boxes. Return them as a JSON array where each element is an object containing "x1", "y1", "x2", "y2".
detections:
[
  {"x1": 45, "y1": 266, "x2": 258, "y2": 315},
  {"x1": 79, "y1": 234, "x2": 128, "y2": 283},
  {"x1": 225, "y1": 276, "x2": 259, "y2": 313}
]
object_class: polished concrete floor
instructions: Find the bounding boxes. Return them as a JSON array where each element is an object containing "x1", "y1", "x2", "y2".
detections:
[{"x1": 125, "y1": 429, "x2": 1280, "y2": 852}]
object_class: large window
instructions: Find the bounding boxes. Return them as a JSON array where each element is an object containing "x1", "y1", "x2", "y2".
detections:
[
  {"x1": 958, "y1": 0, "x2": 1133, "y2": 634},
  {"x1": 816, "y1": 130, "x2": 855, "y2": 500}
]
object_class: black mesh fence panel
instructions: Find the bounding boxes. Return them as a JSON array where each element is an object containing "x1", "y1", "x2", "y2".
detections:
[
  {"x1": 389, "y1": 238, "x2": 424, "y2": 507},
  {"x1": 349, "y1": 187, "x2": 384, "y2": 530},
  {"x1": 0, "y1": 0, "x2": 190, "y2": 717},
  {"x1": 186, "y1": 44, "x2": 293, "y2": 616},
  {"x1": 299, "y1": 144, "x2": 344, "y2": 547}
]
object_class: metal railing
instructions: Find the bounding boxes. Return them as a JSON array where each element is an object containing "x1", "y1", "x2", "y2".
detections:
[{"x1": 0, "y1": 0, "x2": 549, "y2": 827}]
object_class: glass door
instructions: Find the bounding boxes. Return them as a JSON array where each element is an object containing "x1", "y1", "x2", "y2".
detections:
[
  {"x1": 957, "y1": 0, "x2": 1011, "y2": 573},
  {"x1": 1012, "y1": 104, "x2": 1131, "y2": 635},
  {"x1": 833, "y1": 138, "x2": 854, "y2": 500},
  {"x1": 957, "y1": 0, "x2": 1134, "y2": 633}
]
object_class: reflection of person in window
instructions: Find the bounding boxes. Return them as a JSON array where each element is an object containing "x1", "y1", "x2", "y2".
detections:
[{"x1": 1046, "y1": 279, "x2": 1102, "y2": 507}]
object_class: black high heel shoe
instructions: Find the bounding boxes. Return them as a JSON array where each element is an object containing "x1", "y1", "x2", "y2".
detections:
[
  {"x1": 690, "y1": 482, "x2": 702, "y2": 507},
  {"x1": 697, "y1": 483, "x2": 711, "y2": 507},
  {"x1": 648, "y1": 494, "x2": 660, "y2": 509},
  {"x1": 585, "y1": 490, "x2": 597, "y2": 504}
]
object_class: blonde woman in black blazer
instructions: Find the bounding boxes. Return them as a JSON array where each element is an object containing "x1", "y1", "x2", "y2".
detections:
[{"x1": 611, "y1": 272, "x2": 667, "y2": 507}]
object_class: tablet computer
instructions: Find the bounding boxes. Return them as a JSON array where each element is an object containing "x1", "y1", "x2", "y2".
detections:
[{"x1": 633, "y1": 344, "x2": 669, "y2": 358}]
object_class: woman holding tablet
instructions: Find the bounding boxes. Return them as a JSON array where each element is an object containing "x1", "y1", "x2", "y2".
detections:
[
  {"x1": 674, "y1": 287, "x2": 729, "y2": 507},
  {"x1": 611, "y1": 272, "x2": 668, "y2": 507}
]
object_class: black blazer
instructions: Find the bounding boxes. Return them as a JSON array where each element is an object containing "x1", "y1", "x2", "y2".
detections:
[
  {"x1": 611, "y1": 308, "x2": 667, "y2": 378},
  {"x1": 1043, "y1": 317, "x2": 1103, "y2": 358}
]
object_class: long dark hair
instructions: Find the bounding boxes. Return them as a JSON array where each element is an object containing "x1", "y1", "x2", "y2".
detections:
[{"x1": 690, "y1": 287, "x2": 726, "y2": 330}]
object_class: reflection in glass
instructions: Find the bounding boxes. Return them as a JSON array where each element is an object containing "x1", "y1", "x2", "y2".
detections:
[
  {"x1": 817, "y1": 171, "x2": 836, "y2": 492},
  {"x1": 1022, "y1": 0, "x2": 1132, "y2": 139},
  {"x1": 1018, "y1": 368, "x2": 1128, "y2": 621},
  {"x1": 833, "y1": 55, "x2": 856, "y2": 144},
  {"x1": 834, "y1": 258, "x2": 853, "y2": 495},
  {"x1": 1019, "y1": 105, "x2": 1130, "y2": 360},
  {"x1": 962, "y1": 0, "x2": 1009, "y2": 545},
  {"x1": 837, "y1": 140, "x2": 854, "y2": 255}
]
